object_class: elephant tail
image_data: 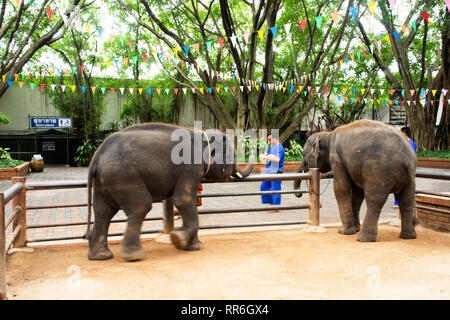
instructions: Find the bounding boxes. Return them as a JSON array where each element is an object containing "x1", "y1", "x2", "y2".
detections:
[{"x1": 84, "y1": 159, "x2": 97, "y2": 240}]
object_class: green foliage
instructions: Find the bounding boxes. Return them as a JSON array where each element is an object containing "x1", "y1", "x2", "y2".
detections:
[
  {"x1": 0, "y1": 147, "x2": 24, "y2": 168},
  {"x1": 74, "y1": 140, "x2": 96, "y2": 166},
  {"x1": 285, "y1": 140, "x2": 303, "y2": 161},
  {"x1": 416, "y1": 150, "x2": 450, "y2": 159},
  {"x1": 0, "y1": 112, "x2": 10, "y2": 125}
]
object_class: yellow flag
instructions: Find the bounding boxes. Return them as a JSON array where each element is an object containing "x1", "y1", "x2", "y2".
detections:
[
  {"x1": 2, "y1": 75, "x2": 5, "y2": 82},
  {"x1": 71, "y1": 85, "x2": 76, "y2": 93},
  {"x1": 173, "y1": 47, "x2": 178, "y2": 58},
  {"x1": 384, "y1": 34, "x2": 391, "y2": 45},
  {"x1": 340, "y1": 60, "x2": 343, "y2": 65},
  {"x1": 368, "y1": 1, "x2": 377, "y2": 15},
  {"x1": 257, "y1": 29, "x2": 264, "y2": 40},
  {"x1": 106, "y1": 61, "x2": 110, "y2": 68},
  {"x1": 255, "y1": 85, "x2": 259, "y2": 91},
  {"x1": 86, "y1": 24, "x2": 91, "y2": 33},
  {"x1": 298, "y1": 85, "x2": 303, "y2": 92},
  {"x1": 200, "y1": 88, "x2": 204, "y2": 94},
  {"x1": 361, "y1": 88, "x2": 366, "y2": 95},
  {"x1": 139, "y1": 88, "x2": 143, "y2": 95},
  {"x1": 432, "y1": 90, "x2": 437, "y2": 96},
  {"x1": 282, "y1": 87, "x2": 286, "y2": 93},
  {"x1": 50, "y1": 70, "x2": 53, "y2": 77}
]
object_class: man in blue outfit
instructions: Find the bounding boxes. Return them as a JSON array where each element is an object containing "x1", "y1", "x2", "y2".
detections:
[{"x1": 260, "y1": 133, "x2": 285, "y2": 206}]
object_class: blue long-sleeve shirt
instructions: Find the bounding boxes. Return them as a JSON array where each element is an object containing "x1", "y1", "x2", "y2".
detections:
[{"x1": 264, "y1": 143, "x2": 285, "y2": 174}]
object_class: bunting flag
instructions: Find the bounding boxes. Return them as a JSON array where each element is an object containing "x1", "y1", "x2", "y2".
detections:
[
  {"x1": 388, "y1": 0, "x2": 396, "y2": 8},
  {"x1": 15, "y1": 0, "x2": 21, "y2": 6},
  {"x1": 331, "y1": 12, "x2": 339, "y2": 25},
  {"x1": 194, "y1": 43, "x2": 200, "y2": 54},
  {"x1": 411, "y1": 20, "x2": 416, "y2": 32},
  {"x1": 270, "y1": 26, "x2": 278, "y2": 38},
  {"x1": 368, "y1": 1, "x2": 377, "y2": 15},
  {"x1": 299, "y1": 20, "x2": 306, "y2": 33},
  {"x1": 384, "y1": 34, "x2": 391, "y2": 45},
  {"x1": 97, "y1": 28, "x2": 102, "y2": 38},
  {"x1": 315, "y1": 16, "x2": 323, "y2": 28},
  {"x1": 350, "y1": 7, "x2": 358, "y2": 21},
  {"x1": 205, "y1": 41, "x2": 212, "y2": 51},
  {"x1": 218, "y1": 38, "x2": 224, "y2": 49},
  {"x1": 422, "y1": 12, "x2": 429, "y2": 24},
  {"x1": 393, "y1": 30, "x2": 400, "y2": 42},
  {"x1": 183, "y1": 45, "x2": 189, "y2": 56},
  {"x1": 377, "y1": 40, "x2": 382, "y2": 55},
  {"x1": 46, "y1": 8, "x2": 53, "y2": 22},
  {"x1": 446, "y1": 0, "x2": 450, "y2": 12},
  {"x1": 173, "y1": 47, "x2": 178, "y2": 58},
  {"x1": 257, "y1": 29, "x2": 264, "y2": 40},
  {"x1": 243, "y1": 33, "x2": 249, "y2": 44}
]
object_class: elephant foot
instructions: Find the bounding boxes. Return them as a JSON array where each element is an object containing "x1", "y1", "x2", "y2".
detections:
[
  {"x1": 356, "y1": 231, "x2": 377, "y2": 242},
  {"x1": 170, "y1": 230, "x2": 203, "y2": 251},
  {"x1": 122, "y1": 246, "x2": 146, "y2": 262},
  {"x1": 88, "y1": 247, "x2": 113, "y2": 261},
  {"x1": 400, "y1": 230, "x2": 417, "y2": 240},
  {"x1": 338, "y1": 226, "x2": 357, "y2": 235}
]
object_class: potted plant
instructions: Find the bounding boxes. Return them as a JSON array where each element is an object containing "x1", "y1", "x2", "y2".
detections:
[
  {"x1": 0, "y1": 147, "x2": 29, "y2": 179},
  {"x1": 74, "y1": 139, "x2": 96, "y2": 167}
]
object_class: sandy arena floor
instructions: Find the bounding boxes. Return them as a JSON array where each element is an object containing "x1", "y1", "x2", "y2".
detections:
[{"x1": 5, "y1": 224, "x2": 450, "y2": 300}]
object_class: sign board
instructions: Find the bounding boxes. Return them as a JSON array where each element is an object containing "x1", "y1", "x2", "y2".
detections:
[
  {"x1": 42, "y1": 142, "x2": 55, "y2": 151},
  {"x1": 30, "y1": 117, "x2": 72, "y2": 128}
]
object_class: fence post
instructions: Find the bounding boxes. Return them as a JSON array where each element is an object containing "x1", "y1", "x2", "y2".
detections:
[
  {"x1": 0, "y1": 193, "x2": 6, "y2": 300},
  {"x1": 11, "y1": 177, "x2": 27, "y2": 248},
  {"x1": 305, "y1": 168, "x2": 326, "y2": 233}
]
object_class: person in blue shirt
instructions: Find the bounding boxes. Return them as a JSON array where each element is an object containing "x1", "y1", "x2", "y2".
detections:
[
  {"x1": 394, "y1": 127, "x2": 417, "y2": 208},
  {"x1": 260, "y1": 134, "x2": 285, "y2": 206}
]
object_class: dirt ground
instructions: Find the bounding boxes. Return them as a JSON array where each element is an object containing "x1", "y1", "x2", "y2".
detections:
[{"x1": 5, "y1": 224, "x2": 450, "y2": 300}]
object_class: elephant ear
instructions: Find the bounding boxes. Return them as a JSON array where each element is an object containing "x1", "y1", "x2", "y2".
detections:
[{"x1": 311, "y1": 135, "x2": 320, "y2": 166}]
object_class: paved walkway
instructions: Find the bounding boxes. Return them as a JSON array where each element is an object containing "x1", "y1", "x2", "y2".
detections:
[{"x1": 1, "y1": 165, "x2": 449, "y2": 243}]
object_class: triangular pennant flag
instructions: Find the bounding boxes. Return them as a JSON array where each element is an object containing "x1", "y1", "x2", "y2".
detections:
[
  {"x1": 101, "y1": 87, "x2": 106, "y2": 94},
  {"x1": 422, "y1": 12, "x2": 429, "y2": 24},
  {"x1": 119, "y1": 88, "x2": 125, "y2": 95},
  {"x1": 156, "y1": 88, "x2": 161, "y2": 95},
  {"x1": 173, "y1": 47, "x2": 178, "y2": 58},
  {"x1": 110, "y1": 88, "x2": 115, "y2": 94},
  {"x1": 7, "y1": 81, "x2": 12, "y2": 87},
  {"x1": 194, "y1": 43, "x2": 200, "y2": 54},
  {"x1": 389, "y1": 0, "x2": 396, "y2": 8},
  {"x1": 143, "y1": 53, "x2": 148, "y2": 63},
  {"x1": 19, "y1": 81, "x2": 24, "y2": 88},
  {"x1": 46, "y1": 8, "x2": 53, "y2": 22},
  {"x1": 80, "y1": 65, "x2": 85, "y2": 74},
  {"x1": 284, "y1": 24, "x2": 291, "y2": 34},
  {"x1": 432, "y1": 90, "x2": 437, "y2": 96},
  {"x1": 205, "y1": 41, "x2": 212, "y2": 51},
  {"x1": 129, "y1": 88, "x2": 134, "y2": 94},
  {"x1": 51, "y1": 84, "x2": 56, "y2": 91},
  {"x1": 411, "y1": 20, "x2": 416, "y2": 32},
  {"x1": 243, "y1": 33, "x2": 249, "y2": 44},
  {"x1": 71, "y1": 85, "x2": 76, "y2": 93},
  {"x1": 443, "y1": 89, "x2": 448, "y2": 96},
  {"x1": 446, "y1": 0, "x2": 450, "y2": 12},
  {"x1": 147, "y1": 88, "x2": 152, "y2": 95},
  {"x1": 132, "y1": 56, "x2": 138, "y2": 64},
  {"x1": 97, "y1": 28, "x2": 102, "y2": 38},
  {"x1": 410, "y1": 89, "x2": 415, "y2": 96},
  {"x1": 128, "y1": 40, "x2": 132, "y2": 51},
  {"x1": 30, "y1": 83, "x2": 35, "y2": 90},
  {"x1": 81, "y1": 86, "x2": 86, "y2": 93},
  {"x1": 315, "y1": 16, "x2": 323, "y2": 28},
  {"x1": 61, "y1": 85, "x2": 66, "y2": 92},
  {"x1": 182, "y1": 88, "x2": 187, "y2": 94},
  {"x1": 174, "y1": 88, "x2": 178, "y2": 95},
  {"x1": 183, "y1": 45, "x2": 189, "y2": 56},
  {"x1": 217, "y1": 38, "x2": 224, "y2": 50},
  {"x1": 270, "y1": 26, "x2": 278, "y2": 38},
  {"x1": 15, "y1": 0, "x2": 20, "y2": 7},
  {"x1": 257, "y1": 29, "x2": 264, "y2": 40},
  {"x1": 331, "y1": 12, "x2": 339, "y2": 25},
  {"x1": 350, "y1": 7, "x2": 358, "y2": 21},
  {"x1": 393, "y1": 30, "x2": 400, "y2": 42},
  {"x1": 377, "y1": 40, "x2": 382, "y2": 55},
  {"x1": 368, "y1": 1, "x2": 377, "y2": 15},
  {"x1": 91, "y1": 87, "x2": 96, "y2": 94},
  {"x1": 216, "y1": 87, "x2": 220, "y2": 93}
]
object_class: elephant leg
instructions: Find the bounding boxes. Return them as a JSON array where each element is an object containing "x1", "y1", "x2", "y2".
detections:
[
  {"x1": 88, "y1": 192, "x2": 117, "y2": 260},
  {"x1": 352, "y1": 185, "x2": 364, "y2": 232},
  {"x1": 357, "y1": 191, "x2": 389, "y2": 242},
  {"x1": 120, "y1": 190, "x2": 152, "y2": 262},
  {"x1": 395, "y1": 181, "x2": 417, "y2": 240},
  {"x1": 170, "y1": 181, "x2": 203, "y2": 251},
  {"x1": 333, "y1": 167, "x2": 357, "y2": 235}
]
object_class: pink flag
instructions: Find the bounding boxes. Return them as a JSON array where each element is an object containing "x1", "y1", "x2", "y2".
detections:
[
  {"x1": 243, "y1": 33, "x2": 249, "y2": 44},
  {"x1": 377, "y1": 40, "x2": 382, "y2": 55},
  {"x1": 388, "y1": 0, "x2": 396, "y2": 8},
  {"x1": 446, "y1": 0, "x2": 450, "y2": 12},
  {"x1": 299, "y1": 20, "x2": 306, "y2": 33},
  {"x1": 443, "y1": 89, "x2": 448, "y2": 96},
  {"x1": 46, "y1": 8, "x2": 53, "y2": 22},
  {"x1": 174, "y1": 88, "x2": 178, "y2": 95}
]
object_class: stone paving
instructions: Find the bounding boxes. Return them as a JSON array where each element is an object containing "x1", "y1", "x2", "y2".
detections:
[{"x1": 1, "y1": 165, "x2": 449, "y2": 243}]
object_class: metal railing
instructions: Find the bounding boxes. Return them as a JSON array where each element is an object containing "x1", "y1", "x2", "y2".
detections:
[{"x1": 0, "y1": 169, "x2": 323, "y2": 299}]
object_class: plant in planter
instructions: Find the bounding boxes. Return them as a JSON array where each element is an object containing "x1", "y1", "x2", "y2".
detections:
[
  {"x1": 285, "y1": 140, "x2": 303, "y2": 161},
  {"x1": 0, "y1": 147, "x2": 24, "y2": 168},
  {"x1": 74, "y1": 140, "x2": 96, "y2": 167}
]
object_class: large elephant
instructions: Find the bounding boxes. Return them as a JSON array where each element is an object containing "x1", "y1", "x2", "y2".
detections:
[
  {"x1": 294, "y1": 120, "x2": 417, "y2": 242},
  {"x1": 85, "y1": 123, "x2": 254, "y2": 261}
]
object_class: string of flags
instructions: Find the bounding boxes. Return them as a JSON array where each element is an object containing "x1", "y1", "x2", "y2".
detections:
[{"x1": 1, "y1": 72, "x2": 448, "y2": 108}]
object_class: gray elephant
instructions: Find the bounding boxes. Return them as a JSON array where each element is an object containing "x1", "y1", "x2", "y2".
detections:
[
  {"x1": 85, "y1": 123, "x2": 254, "y2": 261},
  {"x1": 295, "y1": 120, "x2": 417, "y2": 242}
]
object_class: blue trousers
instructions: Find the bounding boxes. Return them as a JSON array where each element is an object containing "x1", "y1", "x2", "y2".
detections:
[{"x1": 260, "y1": 180, "x2": 282, "y2": 205}]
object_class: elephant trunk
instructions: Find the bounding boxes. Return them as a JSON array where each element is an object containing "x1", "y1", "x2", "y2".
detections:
[
  {"x1": 232, "y1": 155, "x2": 255, "y2": 179},
  {"x1": 294, "y1": 160, "x2": 308, "y2": 198}
]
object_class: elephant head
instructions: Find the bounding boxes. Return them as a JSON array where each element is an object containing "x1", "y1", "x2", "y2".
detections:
[
  {"x1": 294, "y1": 131, "x2": 332, "y2": 197},
  {"x1": 202, "y1": 130, "x2": 255, "y2": 181}
]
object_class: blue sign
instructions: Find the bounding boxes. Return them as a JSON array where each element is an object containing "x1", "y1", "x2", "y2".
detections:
[{"x1": 30, "y1": 117, "x2": 72, "y2": 128}]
